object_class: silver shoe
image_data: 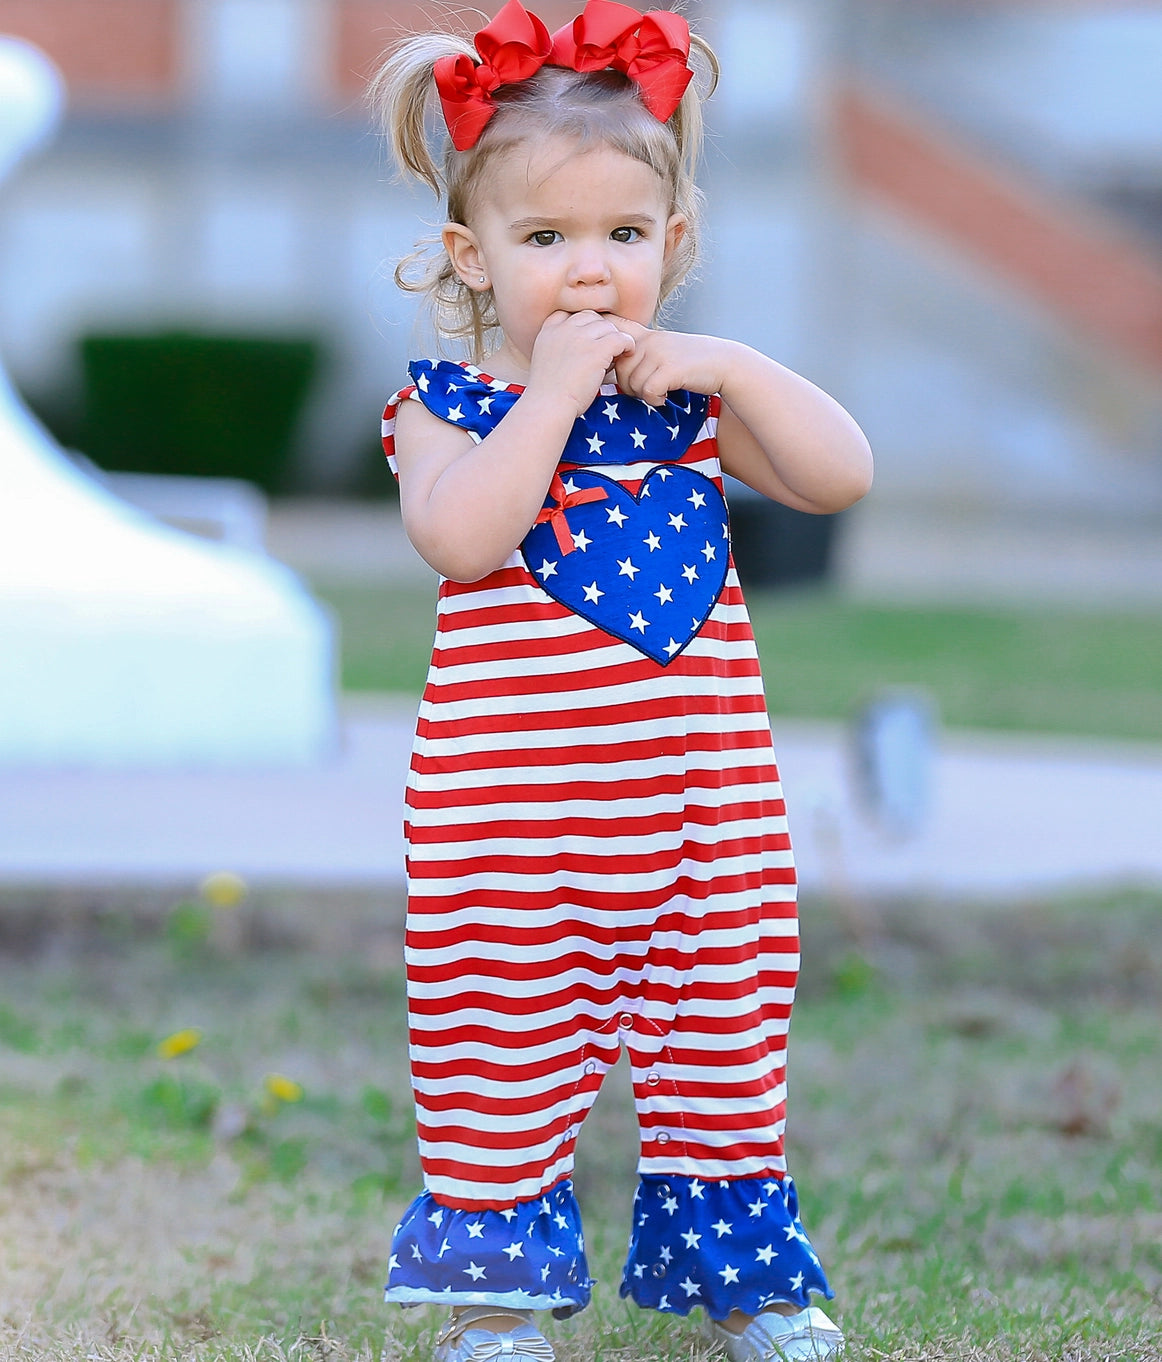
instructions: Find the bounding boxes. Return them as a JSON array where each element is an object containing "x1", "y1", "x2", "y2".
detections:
[
  {"x1": 708, "y1": 1306, "x2": 845, "y2": 1361},
  {"x1": 434, "y1": 1306, "x2": 555, "y2": 1362}
]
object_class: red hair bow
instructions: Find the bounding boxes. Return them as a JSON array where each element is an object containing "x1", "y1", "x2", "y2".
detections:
[
  {"x1": 433, "y1": 0, "x2": 693, "y2": 151},
  {"x1": 549, "y1": 0, "x2": 692, "y2": 123},
  {"x1": 434, "y1": 0, "x2": 553, "y2": 152}
]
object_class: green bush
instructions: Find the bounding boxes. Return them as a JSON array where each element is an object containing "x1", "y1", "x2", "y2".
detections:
[{"x1": 79, "y1": 330, "x2": 321, "y2": 493}]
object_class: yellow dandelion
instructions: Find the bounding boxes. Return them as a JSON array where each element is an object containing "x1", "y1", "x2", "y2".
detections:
[
  {"x1": 157, "y1": 1027, "x2": 203, "y2": 1060},
  {"x1": 263, "y1": 1073, "x2": 304, "y2": 1104},
  {"x1": 199, "y1": 870, "x2": 248, "y2": 909}
]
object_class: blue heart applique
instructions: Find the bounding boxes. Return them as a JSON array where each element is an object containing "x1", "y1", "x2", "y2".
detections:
[{"x1": 521, "y1": 465, "x2": 730, "y2": 666}]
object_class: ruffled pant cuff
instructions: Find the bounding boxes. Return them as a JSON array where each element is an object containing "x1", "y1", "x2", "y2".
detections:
[
  {"x1": 384, "y1": 1179, "x2": 591, "y2": 1316},
  {"x1": 619, "y1": 1173, "x2": 833, "y2": 1320}
]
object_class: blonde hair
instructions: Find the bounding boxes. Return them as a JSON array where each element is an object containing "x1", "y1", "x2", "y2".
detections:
[{"x1": 368, "y1": 12, "x2": 719, "y2": 360}]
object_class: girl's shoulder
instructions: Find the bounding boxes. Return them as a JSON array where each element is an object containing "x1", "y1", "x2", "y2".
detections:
[{"x1": 389, "y1": 359, "x2": 523, "y2": 438}]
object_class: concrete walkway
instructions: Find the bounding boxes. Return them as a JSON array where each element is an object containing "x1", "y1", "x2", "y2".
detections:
[
  {"x1": 3, "y1": 499, "x2": 1161, "y2": 901},
  {"x1": 3, "y1": 696, "x2": 1161, "y2": 900}
]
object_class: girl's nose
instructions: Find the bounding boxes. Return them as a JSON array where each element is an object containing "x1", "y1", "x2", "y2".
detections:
[{"x1": 568, "y1": 247, "x2": 612, "y2": 287}]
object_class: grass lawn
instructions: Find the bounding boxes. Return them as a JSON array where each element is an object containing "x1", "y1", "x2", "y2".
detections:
[
  {"x1": 312, "y1": 582, "x2": 1162, "y2": 744},
  {"x1": 1, "y1": 887, "x2": 1160, "y2": 1361}
]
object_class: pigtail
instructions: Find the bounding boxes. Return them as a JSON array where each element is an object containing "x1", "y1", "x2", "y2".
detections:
[{"x1": 367, "y1": 32, "x2": 476, "y2": 195}]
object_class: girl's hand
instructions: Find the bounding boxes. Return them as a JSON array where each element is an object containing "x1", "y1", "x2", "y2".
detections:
[
  {"x1": 608, "y1": 319, "x2": 733, "y2": 406},
  {"x1": 525, "y1": 309, "x2": 637, "y2": 417}
]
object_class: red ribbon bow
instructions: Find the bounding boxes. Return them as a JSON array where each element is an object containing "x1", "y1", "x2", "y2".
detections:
[
  {"x1": 433, "y1": 0, "x2": 693, "y2": 151},
  {"x1": 434, "y1": 0, "x2": 553, "y2": 152},
  {"x1": 549, "y1": 0, "x2": 692, "y2": 122},
  {"x1": 534, "y1": 473, "x2": 609, "y2": 555}
]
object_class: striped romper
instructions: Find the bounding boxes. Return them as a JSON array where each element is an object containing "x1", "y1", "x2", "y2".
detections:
[{"x1": 382, "y1": 359, "x2": 832, "y2": 1322}]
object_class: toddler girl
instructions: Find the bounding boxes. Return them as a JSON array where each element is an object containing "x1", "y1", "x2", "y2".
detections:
[{"x1": 371, "y1": 4, "x2": 872, "y2": 1359}]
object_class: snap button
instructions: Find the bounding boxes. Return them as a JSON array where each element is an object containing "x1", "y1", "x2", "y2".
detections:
[
  {"x1": 656, "y1": 1132, "x2": 671, "y2": 1145},
  {"x1": 618, "y1": 1013, "x2": 634, "y2": 1030},
  {"x1": 651, "y1": 1263, "x2": 666, "y2": 1278},
  {"x1": 583, "y1": 1061, "x2": 596, "y2": 1076},
  {"x1": 646, "y1": 1071, "x2": 661, "y2": 1086}
]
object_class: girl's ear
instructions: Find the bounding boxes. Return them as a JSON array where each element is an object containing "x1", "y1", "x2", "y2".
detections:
[
  {"x1": 442, "y1": 222, "x2": 491, "y2": 291},
  {"x1": 664, "y1": 213, "x2": 688, "y2": 264}
]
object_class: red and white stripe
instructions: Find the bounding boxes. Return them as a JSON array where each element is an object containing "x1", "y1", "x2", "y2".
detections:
[{"x1": 384, "y1": 381, "x2": 800, "y2": 1211}]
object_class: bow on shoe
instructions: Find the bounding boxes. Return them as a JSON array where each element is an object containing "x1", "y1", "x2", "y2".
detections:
[
  {"x1": 463, "y1": 1336, "x2": 556, "y2": 1362},
  {"x1": 433, "y1": 0, "x2": 693, "y2": 150}
]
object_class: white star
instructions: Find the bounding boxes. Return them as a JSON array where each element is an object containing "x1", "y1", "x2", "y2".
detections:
[
  {"x1": 681, "y1": 564, "x2": 699, "y2": 583},
  {"x1": 466, "y1": 1221, "x2": 484, "y2": 1238},
  {"x1": 720, "y1": 1265, "x2": 741, "y2": 1285},
  {"x1": 478, "y1": 394, "x2": 494, "y2": 413},
  {"x1": 629, "y1": 610, "x2": 649, "y2": 634},
  {"x1": 658, "y1": 1295, "x2": 670, "y2": 1311},
  {"x1": 572, "y1": 529, "x2": 592, "y2": 552},
  {"x1": 633, "y1": 1264, "x2": 645, "y2": 1278},
  {"x1": 582, "y1": 581, "x2": 605, "y2": 603},
  {"x1": 464, "y1": 1262, "x2": 486, "y2": 1281},
  {"x1": 668, "y1": 424, "x2": 680, "y2": 440},
  {"x1": 428, "y1": 1208, "x2": 445, "y2": 1227},
  {"x1": 643, "y1": 531, "x2": 662, "y2": 552},
  {"x1": 618, "y1": 557, "x2": 640, "y2": 581},
  {"x1": 784, "y1": 1225, "x2": 799, "y2": 1241},
  {"x1": 438, "y1": 1238, "x2": 451, "y2": 1257},
  {"x1": 587, "y1": 433, "x2": 605, "y2": 455},
  {"x1": 446, "y1": 380, "x2": 461, "y2": 394},
  {"x1": 790, "y1": 1272, "x2": 805, "y2": 1292},
  {"x1": 756, "y1": 1244, "x2": 777, "y2": 1265},
  {"x1": 416, "y1": 372, "x2": 429, "y2": 392},
  {"x1": 688, "y1": 490, "x2": 706, "y2": 508},
  {"x1": 763, "y1": 1182, "x2": 779, "y2": 1197},
  {"x1": 549, "y1": 1246, "x2": 565, "y2": 1257},
  {"x1": 664, "y1": 638, "x2": 681, "y2": 657},
  {"x1": 501, "y1": 1208, "x2": 518, "y2": 1222},
  {"x1": 712, "y1": 1219, "x2": 733, "y2": 1238},
  {"x1": 411, "y1": 1244, "x2": 423, "y2": 1261},
  {"x1": 536, "y1": 558, "x2": 559, "y2": 581},
  {"x1": 748, "y1": 1199, "x2": 768, "y2": 1217},
  {"x1": 554, "y1": 1212, "x2": 568, "y2": 1229},
  {"x1": 679, "y1": 1276, "x2": 701, "y2": 1297},
  {"x1": 541, "y1": 1199, "x2": 551, "y2": 1214},
  {"x1": 447, "y1": 404, "x2": 465, "y2": 422},
  {"x1": 655, "y1": 466, "x2": 673, "y2": 480},
  {"x1": 668, "y1": 513, "x2": 687, "y2": 532},
  {"x1": 662, "y1": 1196, "x2": 679, "y2": 1215},
  {"x1": 541, "y1": 1265, "x2": 551, "y2": 1281},
  {"x1": 603, "y1": 402, "x2": 621, "y2": 423},
  {"x1": 701, "y1": 541, "x2": 717, "y2": 562},
  {"x1": 563, "y1": 477, "x2": 579, "y2": 494},
  {"x1": 680, "y1": 1229, "x2": 702, "y2": 1249},
  {"x1": 690, "y1": 1181, "x2": 705, "y2": 1200},
  {"x1": 388, "y1": 1254, "x2": 399, "y2": 1271},
  {"x1": 630, "y1": 428, "x2": 647, "y2": 449},
  {"x1": 607, "y1": 506, "x2": 628, "y2": 528},
  {"x1": 503, "y1": 1242, "x2": 525, "y2": 1261},
  {"x1": 655, "y1": 584, "x2": 674, "y2": 605},
  {"x1": 660, "y1": 1245, "x2": 673, "y2": 1264}
]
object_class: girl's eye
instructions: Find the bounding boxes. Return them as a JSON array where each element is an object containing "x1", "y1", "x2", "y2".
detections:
[
  {"x1": 530, "y1": 230, "x2": 561, "y2": 247},
  {"x1": 611, "y1": 226, "x2": 642, "y2": 243}
]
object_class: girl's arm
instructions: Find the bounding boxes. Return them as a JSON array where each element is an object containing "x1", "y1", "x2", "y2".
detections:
[
  {"x1": 612, "y1": 323, "x2": 873, "y2": 514},
  {"x1": 394, "y1": 310, "x2": 635, "y2": 581}
]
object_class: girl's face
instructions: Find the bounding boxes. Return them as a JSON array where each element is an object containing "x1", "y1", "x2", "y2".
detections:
[{"x1": 444, "y1": 135, "x2": 686, "y2": 380}]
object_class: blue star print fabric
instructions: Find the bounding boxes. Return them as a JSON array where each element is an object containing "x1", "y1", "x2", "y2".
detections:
[
  {"x1": 407, "y1": 361, "x2": 727, "y2": 665},
  {"x1": 621, "y1": 1174, "x2": 832, "y2": 1319},
  {"x1": 385, "y1": 1180, "x2": 592, "y2": 1315},
  {"x1": 384, "y1": 1174, "x2": 831, "y2": 1319}
]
